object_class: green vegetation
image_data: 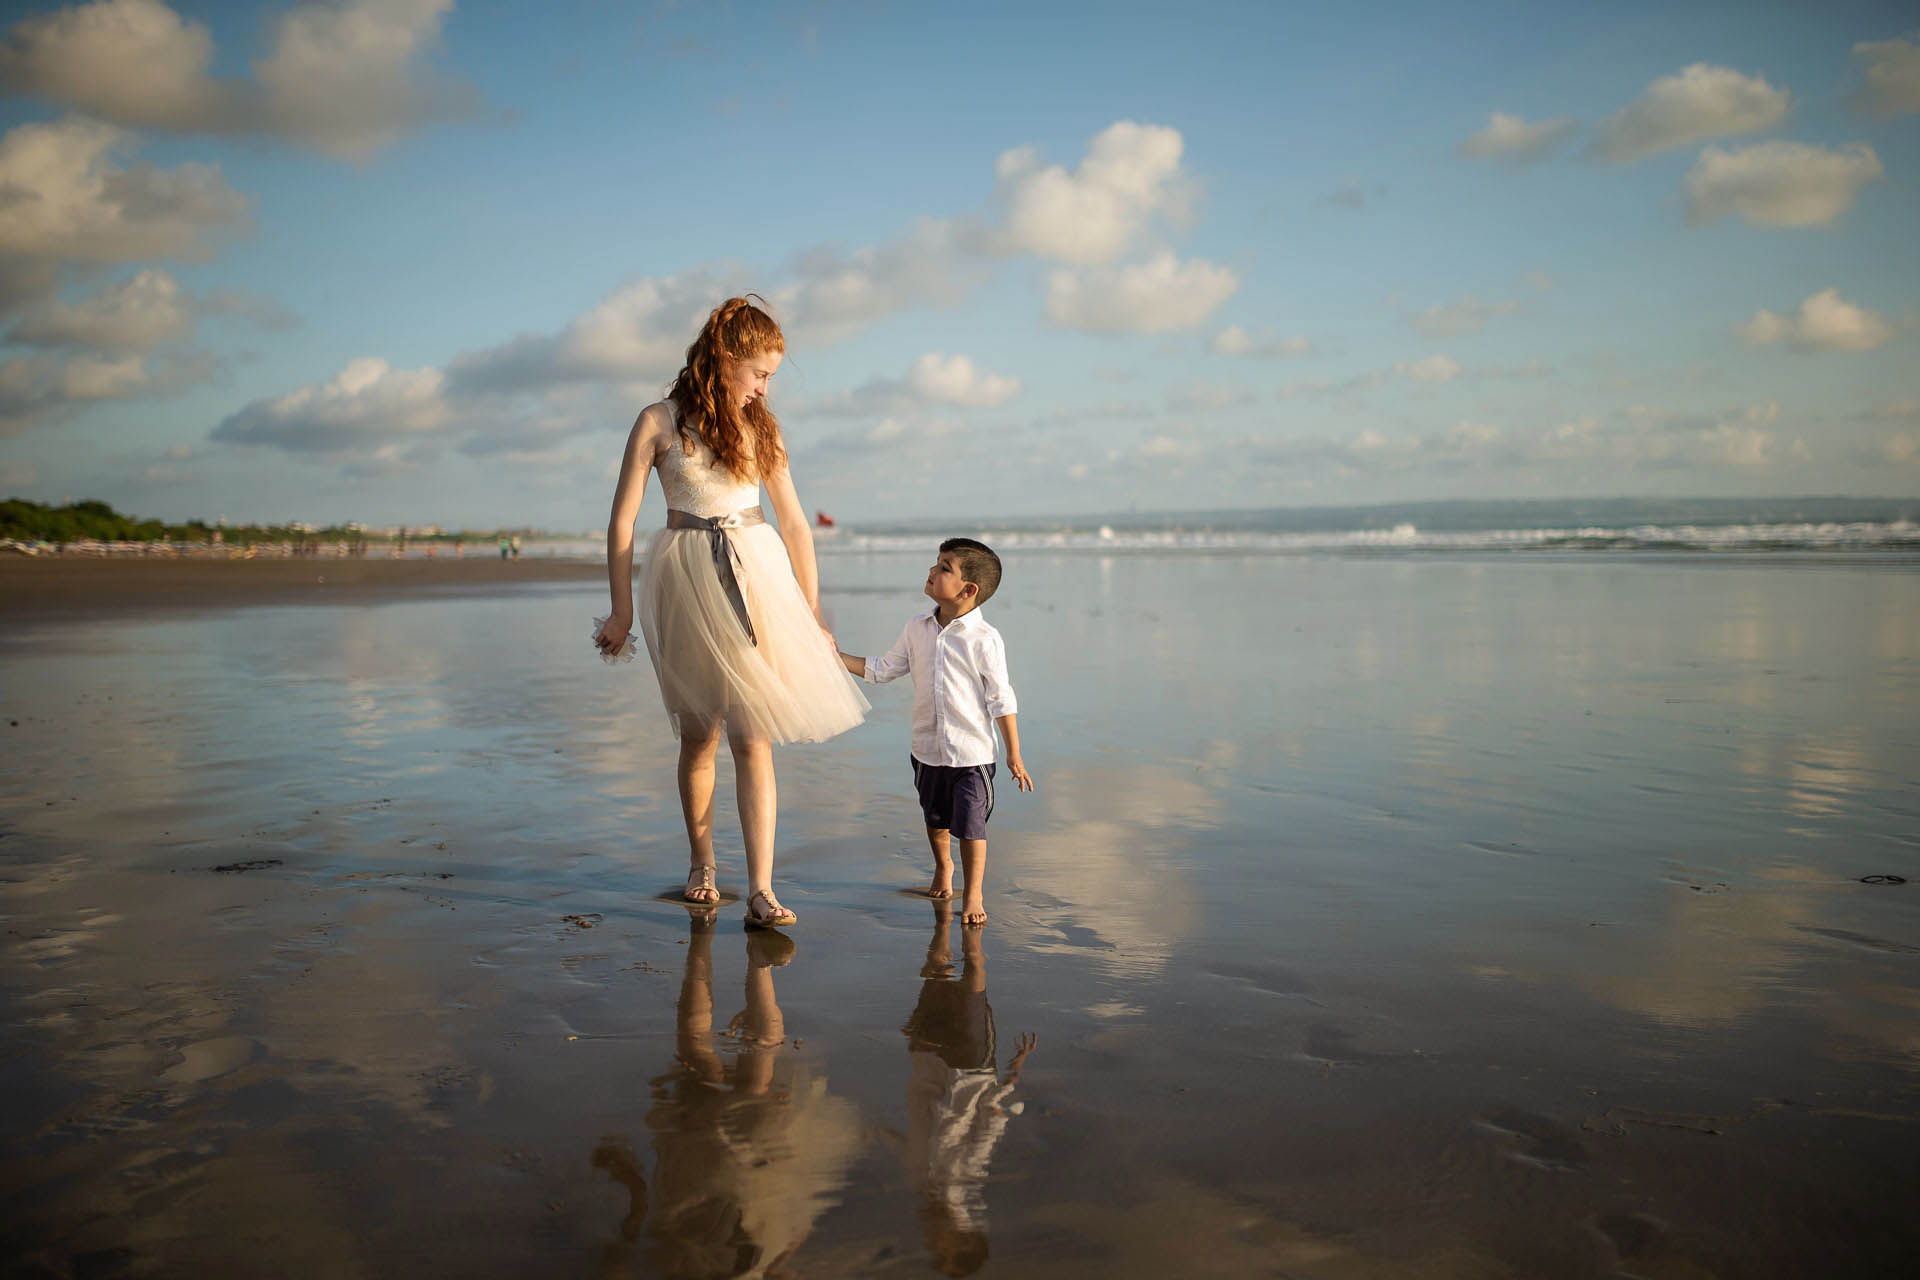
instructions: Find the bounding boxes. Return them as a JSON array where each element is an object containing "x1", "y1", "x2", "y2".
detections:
[
  {"x1": 2, "y1": 498, "x2": 353, "y2": 547},
  {"x1": 1, "y1": 498, "x2": 543, "y2": 547}
]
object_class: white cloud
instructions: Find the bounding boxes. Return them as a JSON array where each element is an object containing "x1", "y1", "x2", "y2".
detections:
[
  {"x1": 1397, "y1": 353, "x2": 1462, "y2": 383},
  {"x1": 1405, "y1": 295, "x2": 1520, "y2": 338},
  {"x1": 904, "y1": 352, "x2": 1019, "y2": 407},
  {"x1": 1851, "y1": 37, "x2": 1920, "y2": 119},
  {"x1": 1456, "y1": 112, "x2": 1577, "y2": 165},
  {"x1": 448, "y1": 267, "x2": 736, "y2": 394},
  {"x1": 0, "y1": 115, "x2": 249, "y2": 269},
  {"x1": 212, "y1": 356, "x2": 450, "y2": 451},
  {"x1": 1325, "y1": 177, "x2": 1380, "y2": 210},
  {"x1": 254, "y1": 0, "x2": 475, "y2": 161},
  {"x1": 1684, "y1": 141, "x2": 1882, "y2": 228},
  {"x1": 1166, "y1": 381, "x2": 1257, "y2": 412},
  {"x1": 7, "y1": 268, "x2": 193, "y2": 349},
  {"x1": 1735, "y1": 288, "x2": 1895, "y2": 353},
  {"x1": 1275, "y1": 370, "x2": 1387, "y2": 400},
  {"x1": 995, "y1": 121, "x2": 1192, "y2": 265},
  {"x1": 1592, "y1": 64, "x2": 1789, "y2": 164},
  {"x1": 0, "y1": 0, "x2": 223, "y2": 129},
  {"x1": 1879, "y1": 434, "x2": 1920, "y2": 465},
  {"x1": 201, "y1": 287, "x2": 300, "y2": 331},
  {"x1": 816, "y1": 352, "x2": 1020, "y2": 417},
  {"x1": 1860, "y1": 399, "x2": 1917, "y2": 423},
  {"x1": 1210, "y1": 326, "x2": 1312, "y2": 358},
  {"x1": 1044, "y1": 252, "x2": 1238, "y2": 334},
  {"x1": 776, "y1": 216, "x2": 982, "y2": 345},
  {"x1": 0, "y1": 346, "x2": 208, "y2": 432},
  {"x1": 0, "y1": 0, "x2": 477, "y2": 161},
  {"x1": 1234, "y1": 401, "x2": 1801, "y2": 480},
  {"x1": 1136, "y1": 433, "x2": 1203, "y2": 464}
]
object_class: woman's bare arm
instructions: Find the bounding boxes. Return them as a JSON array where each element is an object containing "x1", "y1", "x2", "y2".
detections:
[
  {"x1": 595, "y1": 404, "x2": 667, "y2": 653},
  {"x1": 761, "y1": 458, "x2": 820, "y2": 618}
]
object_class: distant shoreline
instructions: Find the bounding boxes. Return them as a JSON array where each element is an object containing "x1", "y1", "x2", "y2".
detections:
[{"x1": 0, "y1": 555, "x2": 604, "y2": 619}]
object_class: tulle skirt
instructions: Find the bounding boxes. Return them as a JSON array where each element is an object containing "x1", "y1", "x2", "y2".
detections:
[{"x1": 635, "y1": 523, "x2": 869, "y2": 743}]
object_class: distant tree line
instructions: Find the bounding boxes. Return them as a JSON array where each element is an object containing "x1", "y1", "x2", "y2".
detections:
[{"x1": 0, "y1": 499, "x2": 363, "y2": 547}]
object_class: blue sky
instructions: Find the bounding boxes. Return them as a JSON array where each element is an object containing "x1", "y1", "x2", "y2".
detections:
[{"x1": 1, "y1": 0, "x2": 1915, "y2": 529}]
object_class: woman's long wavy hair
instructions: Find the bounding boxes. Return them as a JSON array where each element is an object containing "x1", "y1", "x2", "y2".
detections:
[{"x1": 667, "y1": 295, "x2": 787, "y2": 482}]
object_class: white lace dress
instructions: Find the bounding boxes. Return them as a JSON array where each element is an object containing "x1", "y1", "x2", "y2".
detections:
[{"x1": 633, "y1": 405, "x2": 869, "y2": 743}]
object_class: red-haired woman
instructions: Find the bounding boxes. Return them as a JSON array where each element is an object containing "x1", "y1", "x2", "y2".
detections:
[{"x1": 594, "y1": 297, "x2": 868, "y2": 927}]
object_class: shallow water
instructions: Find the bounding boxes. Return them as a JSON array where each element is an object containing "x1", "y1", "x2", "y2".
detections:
[{"x1": 2, "y1": 552, "x2": 1917, "y2": 1277}]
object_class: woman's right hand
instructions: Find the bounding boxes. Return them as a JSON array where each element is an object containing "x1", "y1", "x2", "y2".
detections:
[{"x1": 595, "y1": 614, "x2": 632, "y2": 657}]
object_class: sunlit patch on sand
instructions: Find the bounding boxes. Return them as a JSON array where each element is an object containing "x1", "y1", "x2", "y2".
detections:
[
  {"x1": 1083, "y1": 1001, "x2": 1143, "y2": 1018},
  {"x1": 1003, "y1": 758, "x2": 1219, "y2": 981},
  {"x1": 159, "y1": 1035, "x2": 259, "y2": 1084}
]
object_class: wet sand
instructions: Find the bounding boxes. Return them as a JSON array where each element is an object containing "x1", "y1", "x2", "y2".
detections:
[
  {"x1": 1, "y1": 553, "x2": 602, "y2": 616},
  {"x1": 1, "y1": 551, "x2": 1916, "y2": 1277}
]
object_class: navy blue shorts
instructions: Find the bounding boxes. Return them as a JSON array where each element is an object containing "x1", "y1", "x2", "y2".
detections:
[{"x1": 911, "y1": 756, "x2": 996, "y2": 840}]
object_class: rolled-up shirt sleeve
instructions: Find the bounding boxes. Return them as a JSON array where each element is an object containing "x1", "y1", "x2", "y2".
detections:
[
  {"x1": 862, "y1": 621, "x2": 915, "y2": 684},
  {"x1": 978, "y1": 633, "x2": 1017, "y2": 717}
]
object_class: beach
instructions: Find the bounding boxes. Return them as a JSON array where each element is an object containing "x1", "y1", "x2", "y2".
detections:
[{"x1": 2, "y1": 547, "x2": 1917, "y2": 1277}]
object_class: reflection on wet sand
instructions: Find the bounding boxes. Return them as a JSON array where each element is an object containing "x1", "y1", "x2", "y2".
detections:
[
  {"x1": 1008, "y1": 758, "x2": 1219, "y2": 983},
  {"x1": 593, "y1": 914, "x2": 860, "y2": 1279},
  {"x1": 895, "y1": 901, "x2": 1036, "y2": 1277}
]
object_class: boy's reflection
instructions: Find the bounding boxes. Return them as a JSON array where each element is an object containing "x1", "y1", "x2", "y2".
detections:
[
  {"x1": 900, "y1": 901, "x2": 1037, "y2": 1277},
  {"x1": 595, "y1": 910, "x2": 860, "y2": 1279}
]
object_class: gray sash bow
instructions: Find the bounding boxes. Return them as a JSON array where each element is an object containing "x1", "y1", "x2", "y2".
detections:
[{"x1": 666, "y1": 506, "x2": 764, "y2": 645}]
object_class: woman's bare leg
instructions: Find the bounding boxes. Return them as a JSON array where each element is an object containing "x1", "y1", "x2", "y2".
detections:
[
  {"x1": 729, "y1": 733, "x2": 778, "y2": 897},
  {"x1": 678, "y1": 722, "x2": 723, "y2": 874}
]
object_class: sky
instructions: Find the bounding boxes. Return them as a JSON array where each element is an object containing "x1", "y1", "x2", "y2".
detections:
[{"x1": 0, "y1": 0, "x2": 1916, "y2": 530}]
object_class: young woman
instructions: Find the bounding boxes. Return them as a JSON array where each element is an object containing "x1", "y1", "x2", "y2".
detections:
[{"x1": 594, "y1": 297, "x2": 868, "y2": 926}]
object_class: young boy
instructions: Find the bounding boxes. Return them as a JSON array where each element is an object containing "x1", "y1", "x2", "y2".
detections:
[{"x1": 841, "y1": 538, "x2": 1033, "y2": 926}]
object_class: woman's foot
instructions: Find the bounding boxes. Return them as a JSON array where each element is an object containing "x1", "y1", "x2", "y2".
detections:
[
  {"x1": 684, "y1": 863, "x2": 719, "y2": 905},
  {"x1": 744, "y1": 888, "x2": 797, "y2": 929}
]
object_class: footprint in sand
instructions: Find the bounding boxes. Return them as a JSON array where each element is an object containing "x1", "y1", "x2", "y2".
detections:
[
  {"x1": 1475, "y1": 1107, "x2": 1588, "y2": 1171},
  {"x1": 160, "y1": 1036, "x2": 259, "y2": 1084}
]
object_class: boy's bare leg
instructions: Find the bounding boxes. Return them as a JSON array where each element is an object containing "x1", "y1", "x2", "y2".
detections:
[
  {"x1": 924, "y1": 825, "x2": 954, "y2": 899},
  {"x1": 958, "y1": 837, "x2": 988, "y2": 926}
]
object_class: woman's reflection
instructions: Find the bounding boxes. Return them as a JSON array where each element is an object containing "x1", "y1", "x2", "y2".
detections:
[
  {"x1": 595, "y1": 909, "x2": 861, "y2": 1278},
  {"x1": 900, "y1": 900, "x2": 1037, "y2": 1276}
]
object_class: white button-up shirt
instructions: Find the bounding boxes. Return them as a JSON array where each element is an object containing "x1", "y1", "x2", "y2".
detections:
[{"x1": 861, "y1": 608, "x2": 1018, "y2": 768}]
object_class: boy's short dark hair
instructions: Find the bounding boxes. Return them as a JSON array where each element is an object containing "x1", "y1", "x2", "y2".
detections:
[{"x1": 940, "y1": 537, "x2": 1002, "y2": 607}]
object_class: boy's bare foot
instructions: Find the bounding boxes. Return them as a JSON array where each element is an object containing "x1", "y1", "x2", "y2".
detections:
[
  {"x1": 961, "y1": 897, "x2": 988, "y2": 928},
  {"x1": 928, "y1": 857, "x2": 953, "y2": 899},
  {"x1": 684, "y1": 863, "x2": 719, "y2": 905}
]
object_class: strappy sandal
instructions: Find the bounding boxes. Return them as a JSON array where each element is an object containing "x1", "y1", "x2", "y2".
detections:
[
  {"x1": 744, "y1": 888, "x2": 797, "y2": 929},
  {"x1": 684, "y1": 864, "x2": 719, "y2": 905}
]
